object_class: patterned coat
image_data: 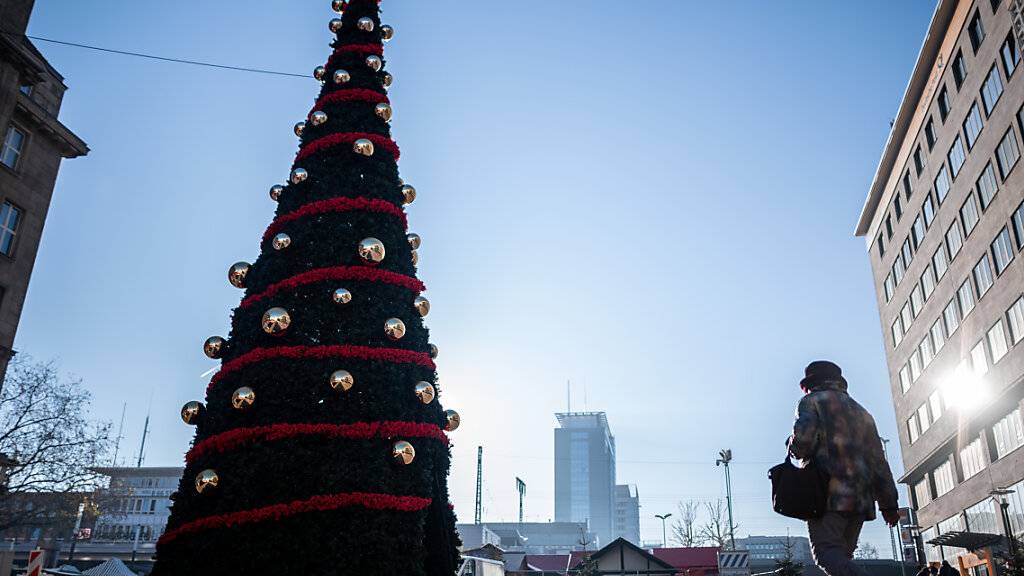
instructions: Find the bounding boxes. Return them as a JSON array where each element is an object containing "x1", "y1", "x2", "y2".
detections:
[{"x1": 789, "y1": 380, "x2": 899, "y2": 520}]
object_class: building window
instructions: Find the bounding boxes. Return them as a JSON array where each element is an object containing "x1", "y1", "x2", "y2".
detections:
[
  {"x1": 960, "y1": 438, "x2": 987, "y2": 480},
  {"x1": 910, "y1": 349, "x2": 923, "y2": 381},
  {"x1": 1002, "y1": 33, "x2": 1020, "y2": 78},
  {"x1": 908, "y1": 414, "x2": 920, "y2": 444},
  {"x1": 943, "y1": 296, "x2": 960, "y2": 338},
  {"x1": 935, "y1": 164, "x2": 951, "y2": 202},
  {"x1": 912, "y1": 216, "x2": 925, "y2": 249},
  {"x1": 902, "y1": 238, "x2": 914, "y2": 267},
  {"x1": 918, "y1": 403, "x2": 932, "y2": 433},
  {"x1": 919, "y1": 335, "x2": 934, "y2": 367},
  {"x1": 959, "y1": 278, "x2": 977, "y2": 317},
  {"x1": 1007, "y1": 296, "x2": 1024, "y2": 344},
  {"x1": 0, "y1": 203, "x2": 23, "y2": 258},
  {"x1": 894, "y1": 255, "x2": 906, "y2": 284},
  {"x1": 964, "y1": 102, "x2": 985, "y2": 149},
  {"x1": 938, "y1": 85, "x2": 952, "y2": 121},
  {"x1": 923, "y1": 194, "x2": 936, "y2": 228},
  {"x1": 997, "y1": 128, "x2": 1021, "y2": 178},
  {"x1": 988, "y1": 320, "x2": 1009, "y2": 363},
  {"x1": 948, "y1": 136, "x2": 966, "y2": 177},
  {"x1": 904, "y1": 170, "x2": 914, "y2": 199},
  {"x1": 972, "y1": 340, "x2": 989, "y2": 375},
  {"x1": 18, "y1": 84, "x2": 32, "y2": 96},
  {"x1": 884, "y1": 273, "x2": 895, "y2": 302},
  {"x1": 886, "y1": 214, "x2": 894, "y2": 239},
  {"x1": 899, "y1": 364, "x2": 912, "y2": 394},
  {"x1": 1, "y1": 125, "x2": 26, "y2": 170},
  {"x1": 926, "y1": 118, "x2": 937, "y2": 150},
  {"x1": 877, "y1": 234, "x2": 886, "y2": 259},
  {"x1": 970, "y1": 11, "x2": 987, "y2": 52},
  {"x1": 961, "y1": 194, "x2": 980, "y2": 236},
  {"x1": 973, "y1": 256, "x2": 994, "y2": 298},
  {"x1": 947, "y1": 221, "x2": 965, "y2": 259},
  {"x1": 966, "y1": 498, "x2": 999, "y2": 535},
  {"x1": 922, "y1": 265, "x2": 936, "y2": 299},
  {"x1": 931, "y1": 318, "x2": 946, "y2": 352},
  {"x1": 934, "y1": 460, "x2": 956, "y2": 497},
  {"x1": 954, "y1": 51, "x2": 969, "y2": 91},
  {"x1": 913, "y1": 478, "x2": 931, "y2": 509},
  {"x1": 1013, "y1": 201, "x2": 1024, "y2": 249},
  {"x1": 914, "y1": 146, "x2": 925, "y2": 176},
  {"x1": 930, "y1": 389, "x2": 944, "y2": 421},
  {"x1": 992, "y1": 227, "x2": 1015, "y2": 274},
  {"x1": 934, "y1": 245, "x2": 950, "y2": 279},
  {"x1": 993, "y1": 408, "x2": 1024, "y2": 459},
  {"x1": 895, "y1": 194, "x2": 904, "y2": 220},
  {"x1": 982, "y1": 65, "x2": 1004, "y2": 115},
  {"x1": 911, "y1": 284, "x2": 925, "y2": 317},
  {"x1": 901, "y1": 302, "x2": 913, "y2": 334},
  {"x1": 977, "y1": 162, "x2": 999, "y2": 209}
]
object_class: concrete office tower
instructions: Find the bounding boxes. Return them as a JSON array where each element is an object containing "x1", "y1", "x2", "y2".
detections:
[
  {"x1": 554, "y1": 412, "x2": 616, "y2": 546},
  {"x1": 614, "y1": 484, "x2": 641, "y2": 545},
  {"x1": 0, "y1": 0, "x2": 88, "y2": 381},
  {"x1": 857, "y1": 0, "x2": 1024, "y2": 568}
]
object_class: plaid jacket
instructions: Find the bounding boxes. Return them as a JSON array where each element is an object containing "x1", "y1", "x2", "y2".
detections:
[{"x1": 789, "y1": 381, "x2": 899, "y2": 520}]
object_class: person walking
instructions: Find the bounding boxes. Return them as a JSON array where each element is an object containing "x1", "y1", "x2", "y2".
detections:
[
  {"x1": 939, "y1": 560, "x2": 959, "y2": 576},
  {"x1": 788, "y1": 361, "x2": 900, "y2": 576}
]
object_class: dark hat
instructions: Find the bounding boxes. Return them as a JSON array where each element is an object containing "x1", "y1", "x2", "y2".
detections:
[{"x1": 800, "y1": 360, "x2": 847, "y2": 390}]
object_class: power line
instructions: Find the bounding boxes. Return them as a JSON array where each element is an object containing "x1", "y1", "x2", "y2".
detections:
[{"x1": 0, "y1": 30, "x2": 310, "y2": 79}]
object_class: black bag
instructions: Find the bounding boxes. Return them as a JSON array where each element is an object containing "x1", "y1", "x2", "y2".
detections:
[{"x1": 768, "y1": 453, "x2": 830, "y2": 520}]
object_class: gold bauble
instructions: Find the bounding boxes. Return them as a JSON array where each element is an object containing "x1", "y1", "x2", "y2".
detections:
[
  {"x1": 411, "y1": 250, "x2": 419, "y2": 266},
  {"x1": 366, "y1": 55, "x2": 383, "y2": 72},
  {"x1": 334, "y1": 69, "x2": 351, "y2": 85},
  {"x1": 384, "y1": 318, "x2": 407, "y2": 340},
  {"x1": 261, "y1": 307, "x2": 292, "y2": 334},
  {"x1": 332, "y1": 288, "x2": 353, "y2": 305},
  {"x1": 204, "y1": 336, "x2": 226, "y2": 359},
  {"x1": 313, "y1": 65, "x2": 327, "y2": 81},
  {"x1": 429, "y1": 344, "x2": 438, "y2": 359},
  {"x1": 414, "y1": 381, "x2": 436, "y2": 405},
  {"x1": 272, "y1": 233, "x2": 292, "y2": 251},
  {"x1": 401, "y1": 184, "x2": 416, "y2": 205},
  {"x1": 357, "y1": 17, "x2": 375, "y2": 32},
  {"x1": 381, "y1": 24, "x2": 395, "y2": 41},
  {"x1": 269, "y1": 184, "x2": 285, "y2": 202},
  {"x1": 414, "y1": 296, "x2": 430, "y2": 317},
  {"x1": 358, "y1": 237, "x2": 386, "y2": 264},
  {"x1": 231, "y1": 387, "x2": 256, "y2": 410},
  {"x1": 383, "y1": 72, "x2": 394, "y2": 87},
  {"x1": 294, "y1": 121, "x2": 306, "y2": 137},
  {"x1": 353, "y1": 138, "x2": 375, "y2": 156},
  {"x1": 330, "y1": 369, "x2": 355, "y2": 392},
  {"x1": 195, "y1": 469, "x2": 219, "y2": 494},
  {"x1": 329, "y1": 18, "x2": 343, "y2": 33},
  {"x1": 375, "y1": 103, "x2": 393, "y2": 122},
  {"x1": 392, "y1": 440, "x2": 416, "y2": 465},
  {"x1": 444, "y1": 409, "x2": 461, "y2": 432},
  {"x1": 228, "y1": 262, "x2": 250, "y2": 289},
  {"x1": 180, "y1": 401, "x2": 204, "y2": 425},
  {"x1": 290, "y1": 168, "x2": 308, "y2": 185},
  {"x1": 310, "y1": 111, "x2": 328, "y2": 126},
  {"x1": 332, "y1": 0, "x2": 345, "y2": 13},
  {"x1": 406, "y1": 233, "x2": 421, "y2": 250}
]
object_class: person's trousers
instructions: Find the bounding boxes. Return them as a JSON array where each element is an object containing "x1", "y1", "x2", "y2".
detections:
[{"x1": 807, "y1": 512, "x2": 868, "y2": 576}]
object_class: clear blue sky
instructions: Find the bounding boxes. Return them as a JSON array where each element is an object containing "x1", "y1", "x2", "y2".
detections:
[{"x1": 17, "y1": 0, "x2": 938, "y2": 555}]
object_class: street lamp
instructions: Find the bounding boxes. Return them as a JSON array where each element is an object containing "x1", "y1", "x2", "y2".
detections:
[
  {"x1": 717, "y1": 449, "x2": 736, "y2": 550},
  {"x1": 655, "y1": 513, "x2": 673, "y2": 548},
  {"x1": 991, "y1": 488, "x2": 1017, "y2": 558}
]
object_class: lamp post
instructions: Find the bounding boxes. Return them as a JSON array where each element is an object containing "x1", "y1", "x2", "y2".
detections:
[
  {"x1": 655, "y1": 513, "x2": 673, "y2": 548},
  {"x1": 991, "y1": 488, "x2": 1017, "y2": 558},
  {"x1": 66, "y1": 500, "x2": 86, "y2": 561},
  {"x1": 717, "y1": 449, "x2": 736, "y2": 550}
]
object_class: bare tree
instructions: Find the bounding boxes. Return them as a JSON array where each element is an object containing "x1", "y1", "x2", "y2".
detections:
[
  {"x1": 671, "y1": 500, "x2": 703, "y2": 547},
  {"x1": 699, "y1": 500, "x2": 739, "y2": 549},
  {"x1": 854, "y1": 542, "x2": 880, "y2": 560},
  {"x1": 0, "y1": 357, "x2": 110, "y2": 534}
]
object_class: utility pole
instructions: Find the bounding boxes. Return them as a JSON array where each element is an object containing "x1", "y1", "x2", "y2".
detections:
[
  {"x1": 136, "y1": 411, "x2": 150, "y2": 468},
  {"x1": 716, "y1": 449, "x2": 736, "y2": 550},
  {"x1": 880, "y1": 438, "x2": 903, "y2": 570},
  {"x1": 655, "y1": 513, "x2": 673, "y2": 547},
  {"x1": 474, "y1": 446, "x2": 483, "y2": 524},
  {"x1": 516, "y1": 477, "x2": 526, "y2": 523}
]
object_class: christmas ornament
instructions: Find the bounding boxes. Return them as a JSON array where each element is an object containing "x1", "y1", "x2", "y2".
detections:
[
  {"x1": 310, "y1": 111, "x2": 328, "y2": 126},
  {"x1": 204, "y1": 336, "x2": 226, "y2": 359},
  {"x1": 333, "y1": 288, "x2": 353, "y2": 305},
  {"x1": 383, "y1": 72, "x2": 393, "y2": 87},
  {"x1": 329, "y1": 18, "x2": 343, "y2": 33},
  {"x1": 384, "y1": 318, "x2": 407, "y2": 340},
  {"x1": 401, "y1": 184, "x2": 416, "y2": 205},
  {"x1": 332, "y1": 0, "x2": 345, "y2": 13},
  {"x1": 334, "y1": 69, "x2": 351, "y2": 85},
  {"x1": 294, "y1": 122, "x2": 306, "y2": 137},
  {"x1": 357, "y1": 17, "x2": 375, "y2": 32},
  {"x1": 358, "y1": 237, "x2": 386, "y2": 263},
  {"x1": 414, "y1": 296, "x2": 430, "y2": 317},
  {"x1": 444, "y1": 409, "x2": 461, "y2": 432},
  {"x1": 272, "y1": 233, "x2": 292, "y2": 251},
  {"x1": 290, "y1": 168, "x2": 308, "y2": 184},
  {"x1": 414, "y1": 382, "x2": 435, "y2": 405},
  {"x1": 381, "y1": 25, "x2": 395, "y2": 41},
  {"x1": 262, "y1": 307, "x2": 292, "y2": 334},
  {"x1": 195, "y1": 469, "x2": 219, "y2": 494},
  {"x1": 353, "y1": 138, "x2": 375, "y2": 156},
  {"x1": 366, "y1": 55, "x2": 383, "y2": 72},
  {"x1": 375, "y1": 103, "x2": 393, "y2": 122},
  {"x1": 406, "y1": 233, "x2": 421, "y2": 250},
  {"x1": 411, "y1": 251, "x2": 419, "y2": 266},
  {"x1": 430, "y1": 344, "x2": 438, "y2": 359},
  {"x1": 228, "y1": 262, "x2": 250, "y2": 288},
  {"x1": 231, "y1": 387, "x2": 256, "y2": 410},
  {"x1": 269, "y1": 184, "x2": 284, "y2": 201},
  {"x1": 313, "y1": 65, "x2": 327, "y2": 81},
  {"x1": 330, "y1": 369, "x2": 355, "y2": 391},
  {"x1": 392, "y1": 440, "x2": 415, "y2": 465},
  {"x1": 180, "y1": 401, "x2": 204, "y2": 425}
]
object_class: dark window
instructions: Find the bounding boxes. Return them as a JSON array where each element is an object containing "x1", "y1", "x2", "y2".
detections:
[
  {"x1": 914, "y1": 146, "x2": 925, "y2": 176},
  {"x1": 903, "y1": 238, "x2": 914, "y2": 266},
  {"x1": 912, "y1": 216, "x2": 926, "y2": 249},
  {"x1": 982, "y1": 65, "x2": 1004, "y2": 115},
  {"x1": 938, "y1": 86, "x2": 952, "y2": 121},
  {"x1": 969, "y1": 11, "x2": 986, "y2": 53},
  {"x1": 996, "y1": 128, "x2": 1021, "y2": 178},
  {"x1": 923, "y1": 194, "x2": 936, "y2": 228},
  {"x1": 1002, "y1": 33, "x2": 1021, "y2": 78},
  {"x1": 964, "y1": 102, "x2": 984, "y2": 149},
  {"x1": 18, "y1": 85, "x2": 31, "y2": 97},
  {"x1": 878, "y1": 234, "x2": 886, "y2": 258},
  {"x1": 904, "y1": 170, "x2": 913, "y2": 199},
  {"x1": 948, "y1": 136, "x2": 966, "y2": 178},
  {"x1": 0, "y1": 202, "x2": 21, "y2": 257},
  {"x1": 1, "y1": 125, "x2": 26, "y2": 170},
  {"x1": 886, "y1": 214, "x2": 894, "y2": 239},
  {"x1": 895, "y1": 194, "x2": 904, "y2": 220},
  {"x1": 935, "y1": 164, "x2": 951, "y2": 203},
  {"x1": 953, "y1": 50, "x2": 968, "y2": 89},
  {"x1": 977, "y1": 162, "x2": 999, "y2": 210},
  {"x1": 925, "y1": 118, "x2": 937, "y2": 149},
  {"x1": 1011, "y1": 201, "x2": 1024, "y2": 249}
]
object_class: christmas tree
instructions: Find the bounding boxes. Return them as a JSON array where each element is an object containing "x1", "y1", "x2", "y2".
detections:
[{"x1": 151, "y1": 1, "x2": 461, "y2": 573}]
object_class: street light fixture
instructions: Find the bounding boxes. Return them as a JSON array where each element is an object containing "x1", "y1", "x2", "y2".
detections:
[
  {"x1": 655, "y1": 513, "x2": 673, "y2": 548},
  {"x1": 717, "y1": 449, "x2": 736, "y2": 550},
  {"x1": 990, "y1": 487, "x2": 1017, "y2": 559}
]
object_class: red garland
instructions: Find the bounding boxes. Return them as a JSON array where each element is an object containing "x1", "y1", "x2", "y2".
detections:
[
  {"x1": 327, "y1": 44, "x2": 384, "y2": 66},
  {"x1": 187, "y1": 421, "x2": 448, "y2": 464},
  {"x1": 158, "y1": 491, "x2": 431, "y2": 545},
  {"x1": 209, "y1": 345, "x2": 435, "y2": 393},
  {"x1": 310, "y1": 89, "x2": 389, "y2": 117},
  {"x1": 239, "y1": 266, "x2": 424, "y2": 311},
  {"x1": 262, "y1": 196, "x2": 406, "y2": 244},
  {"x1": 296, "y1": 132, "x2": 400, "y2": 162}
]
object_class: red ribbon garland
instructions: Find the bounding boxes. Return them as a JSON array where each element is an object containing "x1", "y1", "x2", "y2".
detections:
[
  {"x1": 310, "y1": 88, "x2": 389, "y2": 118},
  {"x1": 158, "y1": 491, "x2": 431, "y2": 545},
  {"x1": 327, "y1": 43, "x2": 385, "y2": 68},
  {"x1": 209, "y1": 345, "x2": 435, "y2": 393},
  {"x1": 296, "y1": 132, "x2": 400, "y2": 162},
  {"x1": 262, "y1": 196, "x2": 406, "y2": 244},
  {"x1": 187, "y1": 421, "x2": 448, "y2": 464},
  {"x1": 239, "y1": 266, "x2": 424, "y2": 311}
]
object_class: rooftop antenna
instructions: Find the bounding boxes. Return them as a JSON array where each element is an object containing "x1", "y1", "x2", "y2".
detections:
[
  {"x1": 474, "y1": 446, "x2": 483, "y2": 524},
  {"x1": 136, "y1": 394, "x2": 153, "y2": 468},
  {"x1": 111, "y1": 402, "x2": 126, "y2": 466}
]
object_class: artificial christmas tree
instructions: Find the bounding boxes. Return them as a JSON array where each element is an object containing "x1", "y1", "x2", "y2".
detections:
[{"x1": 151, "y1": 2, "x2": 462, "y2": 573}]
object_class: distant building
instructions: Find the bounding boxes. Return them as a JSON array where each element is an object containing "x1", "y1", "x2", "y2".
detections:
[
  {"x1": 614, "y1": 484, "x2": 640, "y2": 544},
  {"x1": 0, "y1": 0, "x2": 88, "y2": 381},
  {"x1": 735, "y1": 536, "x2": 812, "y2": 563},
  {"x1": 92, "y1": 467, "x2": 182, "y2": 545},
  {"x1": 554, "y1": 412, "x2": 616, "y2": 545},
  {"x1": 457, "y1": 521, "x2": 597, "y2": 556},
  {"x1": 515, "y1": 539, "x2": 721, "y2": 576}
]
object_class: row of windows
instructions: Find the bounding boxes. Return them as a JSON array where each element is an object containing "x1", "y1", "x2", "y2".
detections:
[{"x1": 0, "y1": 124, "x2": 26, "y2": 260}]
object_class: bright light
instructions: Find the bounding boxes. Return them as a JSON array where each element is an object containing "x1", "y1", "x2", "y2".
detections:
[{"x1": 940, "y1": 361, "x2": 990, "y2": 412}]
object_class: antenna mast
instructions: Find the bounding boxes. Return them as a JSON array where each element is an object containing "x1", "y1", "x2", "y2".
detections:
[
  {"x1": 111, "y1": 403, "x2": 127, "y2": 466},
  {"x1": 474, "y1": 446, "x2": 483, "y2": 524}
]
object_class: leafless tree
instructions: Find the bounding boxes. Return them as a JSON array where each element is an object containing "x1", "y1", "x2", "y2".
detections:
[
  {"x1": 671, "y1": 500, "x2": 703, "y2": 547},
  {"x1": 854, "y1": 542, "x2": 880, "y2": 560},
  {"x1": 0, "y1": 357, "x2": 110, "y2": 534},
  {"x1": 699, "y1": 499, "x2": 739, "y2": 549}
]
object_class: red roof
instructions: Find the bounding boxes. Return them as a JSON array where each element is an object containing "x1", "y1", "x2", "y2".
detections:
[{"x1": 651, "y1": 547, "x2": 721, "y2": 569}]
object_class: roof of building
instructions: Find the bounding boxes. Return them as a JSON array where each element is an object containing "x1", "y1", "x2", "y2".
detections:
[
  {"x1": 555, "y1": 412, "x2": 610, "y2": 431},
  {"x1": 651, "y1": 546, "x2": 721, "y2": 568},
  {"x1": 81, "y1": 558, "x2": 137, "y2": 576},
  {"x1": 92, "y1": 467, "x2": 183, "y2": 478},
  {"x1": 519, "y1": 551, "x2": 590, "y2": 573}
]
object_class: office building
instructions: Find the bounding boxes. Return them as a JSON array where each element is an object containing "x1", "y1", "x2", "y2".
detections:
[
  {"x1": 92, "y1": 467, "x2": 182, "y2": 545},
  {"x1": 857, "y1": 0, "x2": 1024, "y2": 571},
  {"x1": 554, "y1": 412, "x2": 617, "y2": 545},
  {"x1": 735, "y1": 536, "x2": 812, "y2": 563},
  {"x1": 614, "y1": 484, "x2": 641, "y2": 545},
  {"x1": 0, "y1": 0, "x2": 88, "y2": 381}
]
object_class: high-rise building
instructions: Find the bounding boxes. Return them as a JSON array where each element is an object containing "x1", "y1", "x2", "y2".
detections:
[
  {"x1": 0, "y1": 0, "x2": 88, "y2": 381},
  {"x1": 857, "y1": 0, "x2": 1024, "y2": 568},
  {"x1": 614, "y1": 484, "x2": 641, "y2": 544},
  {"x1": 554, "y1": 412, "x2": 617, "y2": 545}
]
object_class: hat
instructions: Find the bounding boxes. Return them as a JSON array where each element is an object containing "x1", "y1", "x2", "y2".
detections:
[{"x1": 800, "y1": 360, "x2": 847, "y2": 390}]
